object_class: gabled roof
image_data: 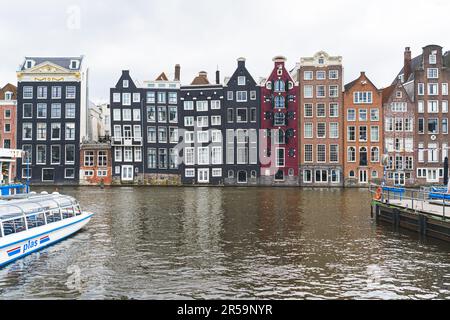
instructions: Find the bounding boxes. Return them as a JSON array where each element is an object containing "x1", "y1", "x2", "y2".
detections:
[
  {"x1": 155, "y1": 72, "x2": 169, "y2": 81},
  {"x1": 190, "y1": 71, "x2": 210, "y2": 85},
  {"x1": 0, "y1": 83, "x2": 17, "y2": 100},
  {"x1": 20, "y1": 56, "x2": 84, "y2": 71},
  {"x1": 382, "y1": 84, "x2": 396, "y2": 104},
  {"x1": 344, "y1": 72, "x2": 379, "y2": 92}
]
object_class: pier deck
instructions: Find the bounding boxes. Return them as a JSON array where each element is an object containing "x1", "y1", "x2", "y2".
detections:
[{"x1": 388, "y1": 199, "x2": 450, "y2": 219}]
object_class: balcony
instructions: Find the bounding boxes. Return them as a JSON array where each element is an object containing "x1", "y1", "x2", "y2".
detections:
[{"x1": 111, "y1": 137, "x2": 143, "y2": 146}]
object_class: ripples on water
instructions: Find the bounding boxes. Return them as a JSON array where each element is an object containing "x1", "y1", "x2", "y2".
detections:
[{"x1": 0, "y1": 187, "x2": 449, "y2": 299}]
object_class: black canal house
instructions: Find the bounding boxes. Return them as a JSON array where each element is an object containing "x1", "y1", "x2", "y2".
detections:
[
  {"x1": 16, "y1": 57, "x2": 89, "y2": 184},
  {"x1": 180, "y1": 71, "x2": 225, "y2": 185},
  {"x1": 110, "y1": 70, "x2": 144, "y2": 184},
  {"x1": 141, "y1": 66, "x2": 181, "y2": 185},
  {"x1": 223, "y1": 57, "x2": 260, "y2": 185}
]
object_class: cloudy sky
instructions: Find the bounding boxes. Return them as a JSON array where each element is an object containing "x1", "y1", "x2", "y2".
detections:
[{"x1": 1, "y1": 0, "x2": 449, "y2": 103}]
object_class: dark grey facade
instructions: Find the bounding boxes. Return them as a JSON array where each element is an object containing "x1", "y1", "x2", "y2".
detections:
[
  {"x1": 16, "y1": 56, "x2": 87, "y2": 184},
  {"x1": 223, "y1": 58, "x2": 260, "y2": 185},
  {"x1": 180, "y1": 71, "x2": 225, "y2": 185}
]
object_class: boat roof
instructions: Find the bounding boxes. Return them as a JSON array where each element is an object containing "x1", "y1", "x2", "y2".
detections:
[{"x1": 0, "y1": 193, "x2": 78, "y2": 221}]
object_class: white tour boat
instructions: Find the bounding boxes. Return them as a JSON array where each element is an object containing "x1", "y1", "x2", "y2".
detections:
[{"x1": 0, "y1": 192, "x2": 93, "y2": 267}]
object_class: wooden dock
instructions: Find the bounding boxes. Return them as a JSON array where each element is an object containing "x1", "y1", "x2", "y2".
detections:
[{"x1": 370, "y1": 185, "x2": 450, "y2": 242}]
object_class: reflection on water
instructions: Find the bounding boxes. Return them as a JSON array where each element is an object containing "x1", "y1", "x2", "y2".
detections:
[{"x1": 0, "y1": 187, "x2": 449, "y2": 299}]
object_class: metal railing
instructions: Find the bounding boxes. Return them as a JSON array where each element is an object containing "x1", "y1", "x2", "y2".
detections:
[{"x1": 369, "y1": 183, "x2": 449, "y2": 219}]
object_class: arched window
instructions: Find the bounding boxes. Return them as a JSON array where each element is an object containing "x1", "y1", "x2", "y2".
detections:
[
  {"x1": 275, "y1": 96, "x2": 285, "y2": 108},
  {"x1": 250, "y1": 170, "x2": 257, "y2": 179},
  {"x1": 274, "y1": 80, "x2": 285, "y2": 92},
  {"x1": 349, "y1": 170, "x2": 355, "y2": 178},
  {"x1": 360, "y1": 147, "x2": 368, "y2": 166},
  {"x1": 228, "y1": 170, "x2": 234, "y2": 178},
  {"x1": 371, "y1": 147, "x2": 379, "y2": 162},
  {"x1": 348, "y1": 147, "x2": 356, "y2": 162}
]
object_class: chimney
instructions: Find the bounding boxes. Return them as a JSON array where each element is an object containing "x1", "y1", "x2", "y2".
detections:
[
  {"x1": 237, "y1": 57, "x2": 246, "y2": 67},
  {"x1": 403, "y1": 47, "x2": 412, "y2": 83},
  {"x1": 174, "y1": 64, "x2": 180, "y2": 81},
  {"x1": 216, "y1": 69, "x2": 220, "y2": 85}
]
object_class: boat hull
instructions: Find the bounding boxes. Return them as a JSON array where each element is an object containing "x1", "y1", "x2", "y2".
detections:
[{"x1": 0, "y1": 212, "x2": 93, "y2": 268}]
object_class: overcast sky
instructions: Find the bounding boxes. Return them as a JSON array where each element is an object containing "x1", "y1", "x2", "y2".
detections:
[{"x1": 1, "y1": 0, "x2": 449, "y2": 103}]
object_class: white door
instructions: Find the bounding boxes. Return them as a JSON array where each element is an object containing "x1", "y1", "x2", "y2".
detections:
[
  {"x1": 121, "y1": 165, "x2": 133, "y2": 181},
  {"x1": 359, "y1": 169, "x2": 368, "y2": 184},
  {"x1": 427, "y1": 169, "x2": 438, "y2": 183},
  {"x1": 198, "y1": 169, "x2": 209, "y2": 183}
]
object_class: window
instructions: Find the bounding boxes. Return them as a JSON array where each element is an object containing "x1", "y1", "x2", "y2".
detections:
[
  {"x1": 211, "y1": 115, "x2": 221, "y2": 126},
  {"x1": 316, "y1": 71, "x2": 326, "y2": 80},
  {"x1": 276, "y1": 148, "x2": 285, "y2": 167},
  {"x1": 113, "y1": 92, "x2": 121, "y2": 103},
  {"x1": 227, "y1": 91, "x2": 233, "y2": 101},
  {"x1": 185, "y1": 168, "x2": 195, "y2": 177},
  {"x1": 124, "y1": 147, "x2": 133, "y2": 162},
  {"x1": 250, "y1": 108, "x2": 257, "y2": 122},
  {"x1": 428, "y1": 83, "x2": 438, "y2": 96},
  {"x1": 329, "y1": 70, "x2": 339, "y2": 79},
  {"x1": 329, "y1": 123, "x2": 339, "y2": 138},
  {"x1": 304, "y1": 144, "x2": 313, "y2": 162},
  {"x1": 303, "y1": 71, "x2": 313, "y2": 80},
  {"x1": 65, "y1": 103, "x2": 76, "y2": 118},
  {"x1": 184, "y1": 131, "x2": 194, "y2": 143},
  {"x1": 157, "y1": 92, "x2": 166, "y2": 104},
  {"x1": 347, "y1": 147, "x2": 356, "y2": 162},
  {"x1": 359, "y1": 126, "x2": 367, "y2": 141},
  {"x1": 211, "y1": 147, "x2": 222, "y2": 165},
  {"x1": 169, "y1": 148, "x2": 178, "y2": 169},
  {"x1": 316, "y1": 85, "x2": 326, "y2": 98},
  {"x1": 158, "y1": 106, "x2": 167, "y2": 122},
  {"x1": 211, "y1": 100, "x2": 221, "y2": 109},
  {"x1": 84, "y1": 151, "x2": 94, "y2": 166},
  {"x1": 304, "y1": 104, "x2": 313, "y2": 117},
  {"x1": 98, "y1": 151, "x2": 107, "y2": 167},
  {"x1": 4, "y1": 123, "x2": 10, "y2": 133},
  {"x1": 196, "y1": 101, "x2": 208, "y2": 111},
  {"x1": 303, "y1": 85, "x2": 313, "y2": 98},
  {"x1": 316, "y1": 104, "x2": 326, "y2": 117},
  {"x1": 65, "y1": 123, "x2": 76, "y2": 140},
  {"x1": 315, "y1": 170, "x2": 328, "y2": 183},
  {"x1": 184, "y1": 116, "x2": 194, "y2": 126},
  {"x1": 359, "y1": 109, "x2": 367, "y2": 121},
  {"x1": 147, "y1": 106, "x2": 156, "y2": 122},
  {"x1": 113, "y1": 108, "x2": 121, "y2": 121},
  {"x1": 429, "y1": 53, "x2": 437, "y2": 64},
  {"x1": 123, "y1": 80, "x2": 129, "y2": 88},
  {"x1": 443, "y1": 101, "x2": 448, "y2": 113},
  {"x1": 147, "y1": 148, "x2": 157, "y2": 168},
  {"x1": 198, "y1": 147, "x2": 209, "y2": 165},
  {"x1": 168, "y1": 92, "x2": 177, "y2": 104},
  {"x1": 227, "y1": 109, "x2": 235, "y2": 123},
  {"x1": 50, "y1": 87, "x2": 61, "y2": 100},
  {"x1": 274, "y1": 112, "x2": 285, "y2": 126},
  {"x1": 274, "y1": 80, "x2": 285, "y2": 92},
  {"x1": 37, "y1": 86, "x2": 47, "y2": 99},
  {"x1": 147, "y1": 126, "x2": 156, "y2": 143},
  {"x1": 250, "y1": 91, "x2": 257, "y2": 100},
  {"x1": 329, "y1": 103, "x2": 339, "y2": 117},
  {"x1": 51, "y1": 123, "x2": 61, "y2": 140},
  {"x1": 197, "y1": 131, "x2": 209, "y2": 143},
  {"x1": 66, "y1": 86, "x2": 76, "y2": 99},
  {"x1": 428, "y1": 143, "x2": 438, "y2": 163},
  {"x1": 197, "y1": 116, "x2": 208, "y2": 127},
  {"x1": 371, "y1": 147, "x2": 379, "y2": 163},
  {"x1": 428, "y1": 100, "x2": 439, "y2": 113},
  {"x1": 211, "y1": 130, "x2": 222, "y2": 143},
  {"x1": 158, "y1": 127, "x2": 167, "y2": 143},
  {"x1": 418, "y1": 100, "x2": 424, "y2": 113},
  {"x1": 329, "y1": 85, "x2": 339, "y2": 98},
  {"x1": 134, "y1": 148, "x2": 142, "y2": 162},
  {"x1": 146, "y1": 91, "x2": 156, "y2": 103},
  {"x1": 443, "y1": 118, "x2": 448, "y2": 134},
  {"x1": 428, "y1": 118, "x2": 439, "y2": 134},
  {"x1": 36, "y1": 145, "x2": 46, "y2": 164},
  {"x1": 49, "y1": 103, "x2": 61, "y2": 119},
  {"x1": 237, "y1": 76, "x2": 246, "y2": 85},
  {"x1": 23, "y1": 103, "x2": 33, "y2": 118},
  {"x1": 184, "y1": 101, "x2": 194, "y2": 110},
  {"x1": 347, "y1": 109, "x2": 356, "y2": 121},
  {"x1": 23, "y1": 86, "x2": 33, "y2": 99},
  {"x1": 330, "y1": 145, "x2": 338, "y2": 163},
  {"x1": 236, "y1": 91, "x2": 247, "y2": 102},
  {"x1": 132, "y1": 92, "x2": 141, "y2": 103},
  {"x1": 303, "y1": 169, "x2": 312, "y2": 183},
  {"x1": 395, "y1": 118, "x2": 403, "y2": 131},
  {"x1": 317, "y1": 123, "x2": 326, "y2": 138},
  {"x1": 236, "y1": 109, "x2": 247, "y2": 123},
  {"x1": 122, "y1": 93, "x2": 131, "y2": 106},
  {"x1": 42, "y1": 168, "x2": 54, "y2": 182},
  {"x1": 133, "y1": 125, "x2": 142, "y2": 140},
  {"x1": 23, "y1": 123, "x2": 32, "y2": 140},
  {"x1": 371, "y1": 126, "x2": 379, "y2": 142},
  {"x1": 169, "y1": 127, "x2": 178, "y2": 143},
  {"x1": 49, "y1": 145, "x2": 60, "y2": 165},
  {"x1": 418, "y1": 118, "x2": 424, "y2": 134},
  {"x1": 184, "y1": 147, "x2": 195, "y2": 165},
  {"x1": 4, "y1": 109, "x2": 11, "y2": 119},
  {"x1": 275, "y1": 96, "x2": 285, "y2": 108},
  {"x1": 443, "y1": 83, "x2": 449, "y2": 96},
  {"x1": 226, "y1": 130, "x2": 234, "y2": 164},
  {"x1": 317, "y1": 145, "x2": 326, "y2": 163},
  {"x1": 132, "y1": 109, "x2": 141, "y2": 121},
  {"x1": 304, "y1": 123, "x2": 313, "y2": 138},
  {"x1": 370, "y1": 109, "x2": 379, "y2": 121},
  {"x1": 66, "y1": 145, "x2": 75, "y2": 164},
  {"x1": 353, "y1": 91, "x2": 373, "y2": 104},
  {"x1": 418, "y1": 83, "x2": 425, "y2": 96},
  {"x1": 347, "y1": 126, "x2": 355, "y2": 141},
  {"x1": 427, "y1": 68, "x2": 438, "y2": 79}
]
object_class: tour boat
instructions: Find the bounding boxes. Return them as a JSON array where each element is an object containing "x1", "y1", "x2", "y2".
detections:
[{"x1": 0, "y1": 192, "x2": 93, "y2": 267}]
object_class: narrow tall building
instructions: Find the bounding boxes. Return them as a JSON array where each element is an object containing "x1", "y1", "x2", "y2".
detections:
[
  {"x1": 224, "y1": 58, "x2": 260, "y2": 185},
  {"x1": 296, "y1": 51, "x2": 344, "y2": 186},
  {"x1": 0, "y1": 84, "x2": 18, "y2": 182},
  {"x1": 16, "y1": 57, "x2": 88, "y2": 184},
  {"x1": 260, "y1": 56, "x2": 299, "y2": 185},
  {"x1": 382, "y1": 79, "x2": 416, "y2": 186},
  {"x1": 180, "y1": 71, "x2": 225, "y2": 184},
  {"x1": 343, "y1": 72, "x2": 383, "y2": 186},
  {"x1": 396, "y1": 45, "x2": 450, "y2": 185}
]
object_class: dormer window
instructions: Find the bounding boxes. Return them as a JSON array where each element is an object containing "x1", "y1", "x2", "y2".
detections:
[
  {"x1": 69, "y1": 60, "x2": 79, "y2": 69},
  {"x1": 123, "y1": 80, "x2": 129, "y2": 88},
  {"x1": 318, "y1": 57, "x2": 325, "y2": 65},
  {"x1": 25, "y1": 59, "x2": 35, "y2": 69},
  {"x1": 396, "y1": 91, "x2": 402, "y2": 98},
  {"x1": 237, "y1": 76, "x2": 246, "y2": 85},
  {"x1": 4, "y1": 92, "x2": 13, "y2": 100}
]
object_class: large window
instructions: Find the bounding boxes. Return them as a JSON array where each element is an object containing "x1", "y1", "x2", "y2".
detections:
[
  {"x1": 36, "y1": 145, "x2": 46, "y2": 164},
  {"x1": 66, "y1": 86, "x2": 76, "y2": 99},
  {"x1": 330, "y1": 145, "x2": 338, "y2": 163},
  {"x1": 84, "y1": 151, "x2": 94, "y2": 166},
  {"x1": 147, "y1": 106, "x2": 156, "y2": 122},
  {"x1": 353, "y1": 91, "x2": 373, "y2": 104},
  {"x1": 23, "y1": 123, "x2": 32, "y2": 140},
  {"x1": 37, "y1": 104, "x2": 47, "y2": 118},
  {"x1": 65, "y1": 103, "x2": 76, "y2": 118},
  {"x1": 198, "y1": 147, "x2": 209, "y2": 165},
  {"x1": 65, "y1": 123, "x2": 76, "y2": 140},
  {"x1": 428, "y1": 118, "x2": 439, "y2": 134},
  {"x1": 66, "y1": 145, "x2": 75, "y2": 164},
  {"x1": 236, "y1": 109, "x2": 247, "y2": 122},
  {"x1": 168, "y1": 106, "x2": 177, "y2": 123},
  {"x1": 274, "y1": 113, "x2": 285, "y2": 126},
  {"x1": 196, "y1": 101, "x2": 208, "y2": 112},
  {"x1": 276, "y1": 148, "x2": 285, "y2": 167},
  {"x1": 51, "y1": 104, "x2": 61, "y2": 118},
  {"x1": 23, "y1": 103, "x2": 33, "y2": 118},
  {"x1": 147, "y1": 148, "x2": 157, "y2": 169},
  {"x1": 317, "y1": 145, "x2": 326, "y2": 163},
  {"x1": 317, "y1": 123, "x2": 326, "y2": 138},
  {"x1": 158, "y1": 148, "x2": 167, "y2": 168},
  {"x1": 304, "y1": 123, "x2": 313, "y2": 138},
  {"x1": 168, "y1": 92, "x2": 177, "y2": 104},
  {"x1": 37, "y1": 123, "x2": 47, "y2": 140},
  {"x1": 275, "y1": 80, "x2": 285, "y2": 92},
  {"x1": 158, "y1": 106, "x2": 167, "y2": 122},
  {"x1": 304, "y1": 145, "x2": 313, "y2": 162},
  {"x1": 275, "y1": 96, "x2": 285, "y2": 108}
]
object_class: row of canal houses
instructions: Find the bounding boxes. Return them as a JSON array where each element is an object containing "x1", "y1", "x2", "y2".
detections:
[{"x1": 9, "y1": 44, "x2": 450, "y2": 187}]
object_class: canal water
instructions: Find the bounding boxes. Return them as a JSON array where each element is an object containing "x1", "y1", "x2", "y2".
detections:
[{"x1": 0, "y1": 187, "x2": 449, "y2": 299}]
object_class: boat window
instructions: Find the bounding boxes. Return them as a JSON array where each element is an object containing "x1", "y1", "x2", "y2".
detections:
[
  {"x1": 45, "y1": 210, "x2": 61, "y2": 224},
  {"x1": 61, "y1": 207, "x2": 75, "y2": 219},
  {"x1": 26, "y1": 212, "x2": 46, "y2": 229},
  {"x1": 2, "y1": 217, "x2": 27, "y2": 236},
  {"x1": 75, "y1": 205, "x2": 82, "y2": 216},
  {"x1": 53, "y1": 209, "x2": 62, "y2": 222}
]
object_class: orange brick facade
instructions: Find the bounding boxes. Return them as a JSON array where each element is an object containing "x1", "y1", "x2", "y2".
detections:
[
  {"x1": 79, "y1": 143, "x2": 112, "y2": 186},
  {"x1": 343, "y1": 72, "x2": 384, "y2": 186}
]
